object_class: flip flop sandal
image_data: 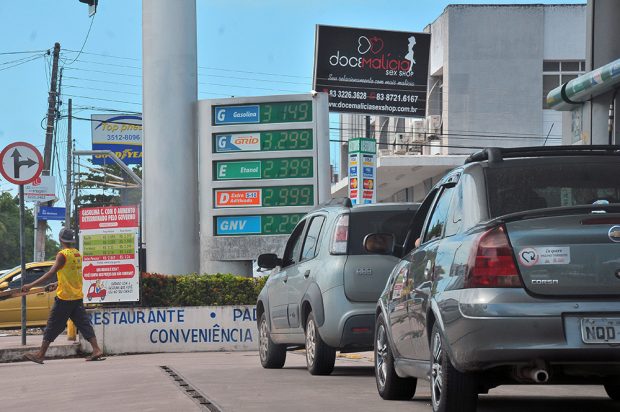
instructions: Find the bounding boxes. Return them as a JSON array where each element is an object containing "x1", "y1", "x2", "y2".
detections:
[
  {"x1": 85, "y1": 354, "x2": 106, "y2": 361},
  {"x1": 23, "y1": 353, "x2": 44, "y2": 364}
]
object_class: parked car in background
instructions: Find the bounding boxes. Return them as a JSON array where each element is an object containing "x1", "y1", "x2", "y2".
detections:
[
  {"x1": 370, "y1": 146, "x2": 620, "y2": 412},
  {"x1": 256, "y1": 199, "x2": 419, "y2": 375},
  {"x1": 0, "y1": 261, "x2": 56, "y2": 328}
]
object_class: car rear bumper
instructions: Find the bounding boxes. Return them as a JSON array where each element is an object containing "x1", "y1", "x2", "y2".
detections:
[{"x1": 438, "y1": 289, "x2": 620, "y2": 372}]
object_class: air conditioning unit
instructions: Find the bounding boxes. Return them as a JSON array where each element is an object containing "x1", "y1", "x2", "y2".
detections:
[
  {"x1": 412, "y1": 120, "x2": 425, "y2": 142},
  {"x1": 426, "y1": 115, "x2": 442, "y2": 136},
  {"x1": 390, "y1": 132, "x2": 410, "y2": 155}
]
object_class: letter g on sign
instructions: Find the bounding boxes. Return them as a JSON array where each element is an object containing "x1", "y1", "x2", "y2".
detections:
[{"x1": 216, "y1": 109, "x2": 226, "y2": 123}]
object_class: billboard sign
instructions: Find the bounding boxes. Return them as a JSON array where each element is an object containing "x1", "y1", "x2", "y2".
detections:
[
  {"x1": 91, "y1": 114, "x2": 143, "y2": 165},
  {"x1": 314, "y1": 25, "x2": 430, "y2": 117},
  {"x1": 79, "y1": 205, "x2": 140, "y2": 303},
  {"x1": 24, "y1": 175, "x2": 56, "y2": 203}
]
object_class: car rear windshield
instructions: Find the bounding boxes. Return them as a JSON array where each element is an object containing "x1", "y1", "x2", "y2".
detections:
[
  {"x1": 486, "y1": 161, "x2": 620, "y2": 217},
  {"x1": 348, "y1": 210, "x2": 413, "y2": 255}
]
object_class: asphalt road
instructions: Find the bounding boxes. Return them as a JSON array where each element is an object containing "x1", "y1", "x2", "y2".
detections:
[{"x1": 2, "y1": 351, "x2": 618, "y2": 412}]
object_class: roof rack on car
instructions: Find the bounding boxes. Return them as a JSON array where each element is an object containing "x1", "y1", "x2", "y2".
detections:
[
  {"x1": 308, "y1": 197, "x2": 352, "y2": 212},
  {"x1": 464, "y1": 145, "x2": 620, "y2": 164}
]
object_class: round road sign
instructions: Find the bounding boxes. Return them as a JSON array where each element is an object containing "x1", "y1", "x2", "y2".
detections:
[{"x1": 0, "y1": 142, "x2": 44, "y2": 185}]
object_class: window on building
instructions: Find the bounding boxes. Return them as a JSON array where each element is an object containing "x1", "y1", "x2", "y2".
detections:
[{"x1": 543, "y1": 60, "x2": 585, "y2": 109}]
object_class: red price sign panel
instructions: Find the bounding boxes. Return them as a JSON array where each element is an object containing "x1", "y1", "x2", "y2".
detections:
[{"x1": 0, "y1": 142, "x2": 44, "y2": 185}]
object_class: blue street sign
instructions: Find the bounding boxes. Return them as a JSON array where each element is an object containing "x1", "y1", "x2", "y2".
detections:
[
  {"x1": 214, "y1": 105, "x2": 260, "y2": 125},
  {"x1": 216, "y1": 216, "x2": 261, "y2": 235},
  {"x1": 37, "y1": 206, "x2": 66, "y2": 221}
]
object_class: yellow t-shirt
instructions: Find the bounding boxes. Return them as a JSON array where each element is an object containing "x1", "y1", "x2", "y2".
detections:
[{"x1": 56, "y1": 248, "x2": 83, "y2": 300}]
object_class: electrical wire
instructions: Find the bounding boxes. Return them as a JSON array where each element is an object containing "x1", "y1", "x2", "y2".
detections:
[{"x1": 62, "y1": 14, "x2": 96, "y2": 66}]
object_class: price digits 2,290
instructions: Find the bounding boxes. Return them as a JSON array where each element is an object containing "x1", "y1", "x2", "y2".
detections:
[{"x1": 262, "y1": 214, "x2": 303, "y2": 235}]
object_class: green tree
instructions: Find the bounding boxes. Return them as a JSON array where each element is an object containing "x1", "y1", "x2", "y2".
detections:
[{"x1": 0, "y1": 192, "x2": 59, "y2": 269}]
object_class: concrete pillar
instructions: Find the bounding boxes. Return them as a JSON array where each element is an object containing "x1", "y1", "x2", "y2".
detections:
[
  {"x1": 142, "y1": 0, "x2": 199, "y2": 274},
  {"x1": 586, "y1": 0, "x2": 620, "y2": 144}
]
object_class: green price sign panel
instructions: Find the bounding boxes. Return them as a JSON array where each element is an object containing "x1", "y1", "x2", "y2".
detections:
[
  {"x1": 215, "y1": 157, "x2": 313, "y2": 180},
  {"x1": 213, "y1": 129, "x2": 313, "y2": 153},
  {"x1": 82, "y1": 233, "x2": 135, "y2": 256},
  {"x1": 214, "y1": 185, "x2": 314, "y2": 208},
  {"x1": 215, "y1": 213, "x2": 305, "y2": 236},
  {"x1": 213, "y1": 101, "x2": 313, "y2": 125}
]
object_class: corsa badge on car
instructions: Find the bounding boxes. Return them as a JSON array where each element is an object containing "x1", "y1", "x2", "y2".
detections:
[{"x1": 608, "y1": 226, "x2": 620, "y2": 242}]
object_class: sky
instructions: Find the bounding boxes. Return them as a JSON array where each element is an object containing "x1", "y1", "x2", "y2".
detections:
[{"x1": 0, "y1": 0, "x2": 585, "y2": 238}]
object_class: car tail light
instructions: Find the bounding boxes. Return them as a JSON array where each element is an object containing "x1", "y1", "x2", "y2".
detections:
[
  {"x1": 330, "y1": 214, "x2": 349, "y2": 255},
  {"x1": 465, "y1": 225, "x2": 522, "y2": 288}
]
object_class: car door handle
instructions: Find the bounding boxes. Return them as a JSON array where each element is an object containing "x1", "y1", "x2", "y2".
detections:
[
  {"x1": 36, "y1": 292, "x2": 45, "y2": 296},
  {"x1": 282, "y1": 275, "x2": 288, "y2": 283},
  {"x1": 304, "y1": 270, "x2": 310, "y2": 279}
]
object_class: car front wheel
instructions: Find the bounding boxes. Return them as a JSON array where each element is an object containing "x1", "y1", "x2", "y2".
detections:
[
  {"x1": 305, "y1": 311, "x2": 336, "y2": 375},
  {"x1": 604, "y1": 384, "x2": 620, "y2": 401},
  {"x1": 375, "y1": 315, "x2": 417, "y2": 400},
  {"x1": 430, "y1": 324, "x2": 477, "y2": 412},
  {"x1": 258, "y1": 313, "x2": 286, "y2": 369}
]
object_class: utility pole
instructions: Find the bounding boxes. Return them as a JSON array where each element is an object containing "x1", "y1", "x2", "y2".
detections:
[
  {"x1": 65, "y1": 99, "x2": 72, "y2": 224},
  {"x1": 35, "y1": 42, "x2": 60, "y2": 262}
]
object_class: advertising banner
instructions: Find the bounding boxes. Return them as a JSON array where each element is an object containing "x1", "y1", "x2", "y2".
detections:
[
  {"x1": 91, "y1": 114, "x2": 143, "y2": 165},
  {"x1": 24, "y1": 175, "x2": 56, "y2": 203},
  {"x1": 314, "y1": 25, "x2": 430, "y2": 117},
  {"x1": 79, "y1": 205, "x2": 140, "y2": 303},
  {"x1": 348, "y1": 138, "x2": 376, "y2": 205}
]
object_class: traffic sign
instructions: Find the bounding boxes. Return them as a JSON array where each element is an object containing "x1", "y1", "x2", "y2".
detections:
[{"x1": 0, "y1": 142, "x2": 44, "y2": 185}]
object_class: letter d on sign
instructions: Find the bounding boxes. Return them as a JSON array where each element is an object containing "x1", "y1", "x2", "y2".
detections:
[{"x1": 219, "y1": 192, "x2": 230, "y2": 205}]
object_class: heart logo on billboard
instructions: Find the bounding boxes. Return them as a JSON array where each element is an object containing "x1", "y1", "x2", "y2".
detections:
[
  {"x1": 358, "y1": 36, "x2": 371, "y2": 54},
  {"x1": 369, "y1": 36, "x2": 384, "y2": 54}
]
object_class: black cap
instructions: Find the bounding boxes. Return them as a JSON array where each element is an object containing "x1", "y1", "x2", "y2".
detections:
[{"x1": 59, "y1": 228, "x2": 76, "y2": 243}]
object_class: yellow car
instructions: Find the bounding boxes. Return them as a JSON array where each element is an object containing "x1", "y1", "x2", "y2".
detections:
[{"x1": 0, "y1": 261, "x2": 56, "y2": 328}]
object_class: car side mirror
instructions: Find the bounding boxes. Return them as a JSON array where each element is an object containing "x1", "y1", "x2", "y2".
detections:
[
  {"x1": 363, "y1": 233, "x2": 395, "y2": 255},
  {"x1": 0, "y1": 282, "x2": 8, "y2": 291},
  {"x1": 257, "y1": 253, "x2": 282, "y2": 270}
]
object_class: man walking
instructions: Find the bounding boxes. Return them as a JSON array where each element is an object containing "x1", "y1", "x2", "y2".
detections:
[{"x1": 22, "y1": 228, "x2": 104, "y2": 364}]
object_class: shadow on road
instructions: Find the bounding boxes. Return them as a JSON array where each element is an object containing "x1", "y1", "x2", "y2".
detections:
[{"x1": 478, "y1": 396, "x2": 620, "y2": 412}]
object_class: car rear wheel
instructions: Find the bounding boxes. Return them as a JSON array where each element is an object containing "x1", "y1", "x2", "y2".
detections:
[
  {"x1": 305, "y1": 311, "x2": 336, "y2": 375},
  {"x1": 258, "y1": 313, "x2": 286, "y2": 369},
  {"x1": 375, "y1": 315, "x2": 417, "y2": 400},
  {"x1": 604, "y1": 384, "x2": 620, "y2": 401},
  {"x1": 430, "y1": 324, "x2": 477, "y2": 412}
]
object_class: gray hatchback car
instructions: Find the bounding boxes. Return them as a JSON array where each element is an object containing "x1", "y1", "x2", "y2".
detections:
[
  {"x1": 370, "y1": 146, "x2": 620, "y2": 411},
  {"x1": 256, "y1": 199, "x2": 419, "y2": 375}
]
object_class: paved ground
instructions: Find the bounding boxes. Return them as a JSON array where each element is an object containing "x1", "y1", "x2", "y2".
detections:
[{"x1": 2, "y1": 349, "x2": 619, "y2": 412}]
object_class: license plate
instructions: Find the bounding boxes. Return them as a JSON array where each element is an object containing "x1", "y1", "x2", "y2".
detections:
[{"x1": 580, "y1": 318, "x2": 620, "y2": 344}]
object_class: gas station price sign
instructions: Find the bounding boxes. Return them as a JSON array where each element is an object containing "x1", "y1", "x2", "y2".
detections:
[
  {"x1": 214, "y1": 129, "x2": 313, "y2": 153},
  {"x1": 213, "y1": 101, "x2": 313, "y2": 125},
  {"x1": 214, "y1": 157, "x2": 313, "y2": 180},
  {"x1": 215, "y1": 213, "x2": 305, "y2": 236},
  {"x1": 215, "y1": 185, "x2": 314, "y2": 208}
]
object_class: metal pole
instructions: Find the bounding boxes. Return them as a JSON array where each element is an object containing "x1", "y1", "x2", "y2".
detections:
[
  {"x1": 365, "y1": 115, "x2": 371, "y2": 138},
  {"x1": 66, "y1": 99, "x2": 72, "y2": 223},
  {"x1": 19, "y1": 185, "x2": 27, "y2": 346}
]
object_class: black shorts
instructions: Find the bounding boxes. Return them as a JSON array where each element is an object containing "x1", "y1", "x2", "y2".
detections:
[{"x1": 43, "y1": 297, "x2": 96, "y2": 342}]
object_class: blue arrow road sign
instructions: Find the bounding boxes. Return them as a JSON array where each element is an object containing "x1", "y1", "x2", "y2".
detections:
[
  {"x1": 37, "y1": 206, "x2": 66, "y2": 221},
  {"x1": 214, "y1": 105, "x2": 260, "y2": 125}
]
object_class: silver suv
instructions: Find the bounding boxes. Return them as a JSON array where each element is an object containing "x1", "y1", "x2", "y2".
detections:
[{"x1": 256, "y1": 199, "x2": 419, "y2": 375}]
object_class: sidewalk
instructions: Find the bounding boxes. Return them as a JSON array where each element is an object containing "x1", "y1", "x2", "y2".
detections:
[{"x1": 0, "y1": 330, "x2": 81, "y2": 362}]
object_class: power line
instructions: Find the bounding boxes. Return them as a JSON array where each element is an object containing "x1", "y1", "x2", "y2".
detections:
[
  {"x1": 0, "y1": 49, "x2": 49, "y2": 55},
  {"x1": 62, "y1": 14, "x2": 97, "y2": 66},
  {"x1": 64, "y1": 94, "x2": 142, "y2": 106},
  {"x1": 0, "y1": 54, "x2": 45, "y2": 72}
]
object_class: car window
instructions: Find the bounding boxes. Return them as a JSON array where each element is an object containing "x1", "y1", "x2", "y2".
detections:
[
  {"x1": 485, "y1": 161, "x2": 620, "y2": 217},
  {"x1": 402, "y1": 189, "x2": 439, "y2": 253},
  {"x1": 301, "y1": 216, "x2": 325, "y2": 261},
  {"x1": 348, "y1": 209, "x2": 415, "y2": 255},
  {"x1": 445, "y1": 182, "x2": 463, "y2": 237},
  {"x1": 7, "y1": 267, "x2": 55, "y2": 290},
  {"x1": 282, "y1": 220, "x2": 307, "y2": 267},
  {"x1": 423, "y1": 186, "x2": 455, "y2": 243}
]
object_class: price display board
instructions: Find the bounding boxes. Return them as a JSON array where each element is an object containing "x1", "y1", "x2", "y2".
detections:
[
  {"x1": 214, "y1": 185, "x2": 314, "y2": 208},
  {"x1": 215, "y1": 213, "x2": 305, "y2": 236},
  {"x1": 198, "y1": 93, "x2": 329, "y2": 274},
  {"x1": 213, "y1": 129, "x2": 313, "y2": 153},
  {"x1": 214, "y1": 157, "x2": 314, "y2": 180},
  {"x1": 213, "y1": 101, "x2": 312, "y2": 125}
]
